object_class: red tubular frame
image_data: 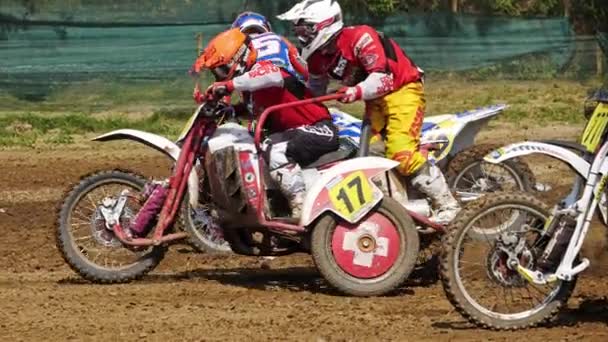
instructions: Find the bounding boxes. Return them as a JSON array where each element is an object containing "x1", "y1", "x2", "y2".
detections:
[
  {"x1": 253, "y1": 93, "x2": 446, "y2": 233},
  {"x1": 112, "y1": 119, "x2": 210, "y2": 246},
  {"x1": 253, "y1": 94, "x2": 344, "y2": 232},
  {"x1": 112, "y1": 93, "x2": 445, "y2": 245},
  {"x1": 253, "y1": 93, "x2": 344, "y2": 149}
]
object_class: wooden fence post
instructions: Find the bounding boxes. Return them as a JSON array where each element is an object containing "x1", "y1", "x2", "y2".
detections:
[
  {"x1": 196, "y1": 33, "x2": 203, "y2": 56},
  {"x1": 450, "y1": 0, "x2": 458, "y2": 13},
  {"x1": 598, "y1": 42, "x2": 605, "y2": 77}
]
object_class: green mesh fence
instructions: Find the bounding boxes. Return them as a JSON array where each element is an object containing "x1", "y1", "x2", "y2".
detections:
[
  {"x1": 1, "y1": 0, "x2": 606, "y2": 100},
  {"x1": 599, "y1": 32, "x2": 608, "y2": 55}
]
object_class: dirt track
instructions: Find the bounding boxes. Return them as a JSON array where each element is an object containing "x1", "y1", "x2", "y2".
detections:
[{"x1": 1, "y1": 131, "x2": 608, "y2": 341}]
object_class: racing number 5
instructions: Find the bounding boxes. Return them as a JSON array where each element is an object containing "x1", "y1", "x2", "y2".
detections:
[{"x1": 251, "y1": 36, "x2": 282, "y2": 59}]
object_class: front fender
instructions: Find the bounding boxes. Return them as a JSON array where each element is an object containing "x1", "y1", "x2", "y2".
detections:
[
  {"x1": 484, "y1": 141, "x2": 590, "y2": 178},
  {"x1": 93, "y1": 129, "x2": 200, "y2": 207},
  {"x1": 300, "y1": 157, "x2": 399, "y2": 227}
]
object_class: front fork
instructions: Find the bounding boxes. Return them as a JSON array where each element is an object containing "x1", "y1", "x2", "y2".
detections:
[
  {"x1": 107, "y1": 121, "x2": 209, "y2": 246},
  {"x1": 514, "y1": 175, "x2": 590, "y2": 284}
]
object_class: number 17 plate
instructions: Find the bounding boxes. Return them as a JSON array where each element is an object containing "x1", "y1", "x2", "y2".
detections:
[{"x1": 327, "y1": 171, "x2": 381, "y2": 223}]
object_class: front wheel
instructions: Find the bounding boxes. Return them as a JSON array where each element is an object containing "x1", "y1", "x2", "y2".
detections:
[
  {"x1": 311, "y1": 197, "x2": 419, "y2": 297},
  {"x1": 56, "y1": 170, "x2": 165, "y2": 283},
  {"x1": 440, "y1": 192, "x2": 576, "y2": 330}
]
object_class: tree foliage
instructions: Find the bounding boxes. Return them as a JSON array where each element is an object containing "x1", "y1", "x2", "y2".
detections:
[
  {"x1": 1, "y1": 0, "x2": 607, "y2": 38},
  {"x1": 340, "y1": 0, "x2": 607, "y2": 32}
]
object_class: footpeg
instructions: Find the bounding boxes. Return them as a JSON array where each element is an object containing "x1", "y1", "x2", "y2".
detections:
[{"x1": 516, "y1": 265, "x2": 558, "y2": 285}]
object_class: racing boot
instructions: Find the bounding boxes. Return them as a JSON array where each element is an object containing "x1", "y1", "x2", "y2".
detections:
[
  {"x1": 410, "y1": 163, "x2": 461, "y2": 225},
  {"x1": 270, "y1": 163, "x2": 306, "y2": 219}
]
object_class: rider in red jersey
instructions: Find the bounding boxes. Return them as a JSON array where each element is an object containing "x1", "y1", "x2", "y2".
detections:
[
  {"x1": 192, "y1": 28, "x2": 339, "y2": 218},
  {"x1": 278, "y1": 0, "x2": 460, "y2": 224}
]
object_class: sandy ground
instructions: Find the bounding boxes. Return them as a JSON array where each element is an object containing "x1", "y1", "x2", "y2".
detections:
[{"x1": 1, "y1": 123, "x2": 607, "y2": 341}]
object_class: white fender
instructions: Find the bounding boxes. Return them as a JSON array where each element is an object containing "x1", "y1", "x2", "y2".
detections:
[
  {"x1": 300, "y1": 157, "x2": 399, "y2": 226},
  {"x1": 93, "y1": 129, "x2": 199, "y2": 207},
  {"x1": 484, "y1": 141, "x2": 590, "y2": 177}
]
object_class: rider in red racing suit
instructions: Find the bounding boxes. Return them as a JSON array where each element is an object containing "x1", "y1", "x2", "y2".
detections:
[
  {"x1": 193, "y1": 28, "x2": 339, "y2": 218},
  {"x1": 279, "y1": 0, "x2": 460, "y2": 223}
]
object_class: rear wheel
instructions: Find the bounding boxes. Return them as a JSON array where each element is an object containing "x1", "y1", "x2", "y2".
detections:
[
  {"x1": 311, "y1": 197, "x2": 419, "y2": 297},
  {"x1": 447, "y1": 144, "x2": 535, "y2": 203},
  {"x1": 181, "y1": 202, "x2": 232, "y2": 254},
  {"x1": 56, "y1": 170, "x2": 165, "y2": 283}
]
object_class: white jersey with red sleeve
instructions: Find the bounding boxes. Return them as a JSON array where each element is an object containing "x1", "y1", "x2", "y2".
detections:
[{"x1": 232, "y1": 60, "x2": 285, "y2": 92}]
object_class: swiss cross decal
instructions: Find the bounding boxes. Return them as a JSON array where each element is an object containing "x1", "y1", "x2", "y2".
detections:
[
  {"x1": 341, "y1": 222, "x2": 389, "y2": 267},
  {"x1": 331, "y1": 213, "x2": 401, "y2": 279}
]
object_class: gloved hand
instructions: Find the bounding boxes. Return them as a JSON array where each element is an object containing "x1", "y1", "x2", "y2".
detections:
[
  {"x1": 206, "y1": 81, "x2": 235, "y2": 99},
  {"x1": 193, "y1": 85, "x2": 206, "y2": 104},
  {"x1": 338, "y1": 86, "x2": 362, "y2": 103}
]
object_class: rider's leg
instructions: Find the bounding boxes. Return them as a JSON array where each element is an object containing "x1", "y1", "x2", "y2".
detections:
[
  {"x1": 264, "y1": 120, "x2": 339, "y2": 218},
  {"x1": 409, "y1": 162, "x2": 460, "y2": 224},
  {"x1": 369, "y1": 81, "x2": 460, "y2": 224},
  {"x1": 264, "y1": 131, "x2": 306, "y2": 218},
  {"x1": 269, "y1": 163, "x2": 306, "y2": 218}
]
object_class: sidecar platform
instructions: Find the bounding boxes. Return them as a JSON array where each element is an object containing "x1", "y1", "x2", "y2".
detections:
[{"x1": 304, "y1": 138, "x2": 358, "y2": 169}]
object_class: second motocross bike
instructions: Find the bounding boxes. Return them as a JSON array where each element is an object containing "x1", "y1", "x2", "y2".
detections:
[{"x1": 440, "y1": 88, "x2": 608, "y2": 329}]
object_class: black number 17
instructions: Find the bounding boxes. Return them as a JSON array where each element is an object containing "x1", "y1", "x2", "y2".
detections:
[{"x1": 336, "y1": 176, "x2": 365, "y2": 213}]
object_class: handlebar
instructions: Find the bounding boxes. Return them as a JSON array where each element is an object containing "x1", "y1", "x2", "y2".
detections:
[{"x1": 254, "y1": 93, "x2": 345, "y2": 151}]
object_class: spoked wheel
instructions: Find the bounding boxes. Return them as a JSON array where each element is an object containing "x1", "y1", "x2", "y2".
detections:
[
  {"x1": 447, "y1": 144, "x2": 534, "y2": 203},
  {"x1": 447, "y1": 145, "x2": 535, "y2": 240},
  {"x1": 182, "y1": 203, "x2": 232, "y2": 253},
  {"x1": 441, "y1": 192, "x2": 576, "y2": 330},
  {"x1": 312, "y1": 197, "x2": 419, "y2": 297},
  {"x1": 56, "y1": 170, "x2": 165, "y2": 283}
]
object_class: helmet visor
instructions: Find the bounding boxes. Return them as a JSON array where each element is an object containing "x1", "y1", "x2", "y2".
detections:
[
  {"x1": 293, "y1": 20, "x2": 316, "y2": 47},
  {"x1": 211, "y1": 64, "x2": 233, "y2": 81}
]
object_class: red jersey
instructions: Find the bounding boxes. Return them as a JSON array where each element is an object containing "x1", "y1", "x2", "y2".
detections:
[
  {"x1": 232, "y1": 61, "x2": 329, "y2": 133},
  {"x1": 308, "y1": 25, "x2": 421, "y2": 93}
]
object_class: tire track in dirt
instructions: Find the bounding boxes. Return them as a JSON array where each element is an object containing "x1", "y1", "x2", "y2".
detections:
[{"x1": 2, "y1": 130, "x2": 608, "y2": 340}]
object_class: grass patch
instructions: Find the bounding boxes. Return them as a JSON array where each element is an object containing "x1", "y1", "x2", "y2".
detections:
[
  {"x1": 0, "y1": 77, "x2": 603, "y2": 147},
  {"x1": 0, "y1": 112, "x2": 186, "y2": 147}
]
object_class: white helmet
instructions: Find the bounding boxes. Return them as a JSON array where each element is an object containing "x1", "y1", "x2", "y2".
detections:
[{"x1": 277, "y1": 0, "x2": 343, "y2": 60}]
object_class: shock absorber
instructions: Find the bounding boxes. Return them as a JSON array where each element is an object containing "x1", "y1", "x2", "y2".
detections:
[
  {"x1": 537, "y1": 215, "x2": 577, "y2": 273},
  {"x1": 129, "y1": 180, "x2": 169, "y2": 237}
]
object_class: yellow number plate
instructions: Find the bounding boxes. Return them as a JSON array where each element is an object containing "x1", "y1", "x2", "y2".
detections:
[{"x1": 328, "y1": 171, "x2": 374, "y2": 220}]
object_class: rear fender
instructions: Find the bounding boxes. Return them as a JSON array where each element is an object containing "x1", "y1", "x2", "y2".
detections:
[
  {"x1": 484, "y1": 141, "x2": 590, "y2": 178},
  {"x1": 93, "y1": 129, "x2": 200, "y2": 207},
  {"x1": 422, "y1": 105, "x2": 506, "y2": 161},
  {"x1": 301, "y1": 157, "x2": 399, "y2": 226}
]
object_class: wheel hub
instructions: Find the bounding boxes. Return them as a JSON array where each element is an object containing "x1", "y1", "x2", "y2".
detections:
[
  {"x1": 357, "y1": 234, "x2": 377, "y2": 252},
  {"x1": 331, "y1": 213, "x2": 401, "y2": 279},
  {"x1": 486, "y1": 244, "x2": 534, "y2": 287},
  {"x1": 90, "y1": 205, "x2": 134, "y2": 248},
  {"x1": 190, "y1": 207, "x2": 230, "y2": 249}
]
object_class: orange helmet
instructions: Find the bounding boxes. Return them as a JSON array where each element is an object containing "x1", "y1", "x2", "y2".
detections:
[{"x1": 192, "y1": 28, "x2": 257, "y2": 81}]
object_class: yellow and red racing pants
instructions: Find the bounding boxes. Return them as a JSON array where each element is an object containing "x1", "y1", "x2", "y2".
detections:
[{"x1": 366, "y1": 81, "x2": 426, "y2": 176}]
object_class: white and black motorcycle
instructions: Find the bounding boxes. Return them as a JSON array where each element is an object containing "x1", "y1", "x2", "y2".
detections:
[{"x1": 90, "y1": 103, "x2": 537, "y2": 256}]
